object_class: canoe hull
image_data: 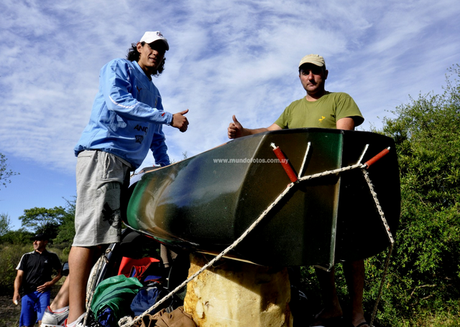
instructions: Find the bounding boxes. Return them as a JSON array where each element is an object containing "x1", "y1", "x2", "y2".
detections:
[{"x1": 126, "y1": 128, "x2": 400, "y2": 267}]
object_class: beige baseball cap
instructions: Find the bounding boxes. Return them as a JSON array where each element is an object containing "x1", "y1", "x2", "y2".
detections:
[
  {"x1": 140, "y1": 31, "x2": 169, "y2": 50},
  {"x1": 299, "y1": 54, "x2": 325, "y2": 68}
]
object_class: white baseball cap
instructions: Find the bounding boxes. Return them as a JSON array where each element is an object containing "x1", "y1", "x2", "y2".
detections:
[{"x1": 140, "y1": 31, "x2": 169, "y2": 50}]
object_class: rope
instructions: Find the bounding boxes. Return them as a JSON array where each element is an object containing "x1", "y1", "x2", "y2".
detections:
[
  {"x1": 115, "y1": 145, "x2": 395, "y2": 327},
  {"x1": 119, "y1": 182, "x2": 297, "y2": 327},
  {"x1": 296, "y1": 154, "x2": 396, "y2": 326},
  {"x1": 362, "y1": 170, "x2": 395, "y2": 244},
  {"x1": 361, "y1": 169, "x2": 395, "y2": 327},
  {"x1": 83, "y1": 247, "x2": 112, "y2": 326},
  {"x1": 297, "y1": 162, "x2": 363, "y2": 182}
]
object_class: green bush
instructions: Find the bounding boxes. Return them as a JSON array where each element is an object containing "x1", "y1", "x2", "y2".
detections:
[
  {"x1": 370, "y1": 65, "x2": 460, "y2": 326},
  {"x1": 0, "y1": 244, "x2": 30, "y2": 295},
  {"x1": 0, "y1": 244, "x2": 67, "y2": 296}
]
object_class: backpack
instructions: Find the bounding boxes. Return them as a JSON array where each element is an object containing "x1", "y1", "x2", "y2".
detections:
[
  {"x1": 90, "y1": 274, "x2": 143, "y2": 324},
  {"x1": 130, "y1": 282, "x2": 180, "y2": 317}
]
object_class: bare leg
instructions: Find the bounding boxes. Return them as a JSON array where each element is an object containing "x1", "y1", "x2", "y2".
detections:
[
  {"x1": 67, "y1": 246, "x2": 96, "y2": 324},
  {"x1": 344, "y1": 259, "x2": 367, "y2": 327},
  {"x1": 313, "y1": 266, "x2": 343, "y2": 322},
  {"x1": 49, "y1": 277, "x2": 70, "y2": 311}
]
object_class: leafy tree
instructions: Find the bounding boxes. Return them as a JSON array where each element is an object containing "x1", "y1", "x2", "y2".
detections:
[
  {"x1": 0, "y1": 213, "x2": 11, "y2": 236},
  {"x1": 18, "y1": 206, "x2": 66, "y2": 237},
  {"x1": 54, "y1": 197, "x2": 76, "y2": 252},
  {"x1": 365, "y1": 65, "x2": 460, "y2": 325},
  {"x1": 0, "y1": 152, "x2": 19, "y2": 189},
  {"x1": 0, "y1": 229, "x2": 33, "y2": 245}
]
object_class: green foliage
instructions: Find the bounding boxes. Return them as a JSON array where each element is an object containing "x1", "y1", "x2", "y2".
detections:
[
  {"x1": 2, "y1": 199, "x2": 76, "y2": 252},
  {"x1": 367, "y1": 65, "x2": 460, "y2": 325},
  {"x1": 19, "y1": 206, "x2": 67, "y2": 236},
  {"x1": 53, "y1": 197, "x2": 76, "y2": 254},
  {"x1": 0, "y1": 244, "x2": 30, "y2": 295},
  {"x1": 0, "y1": 213, "x2": 11, "y2": 236},
  {"x1": 0, "y1": 152, "x2": 19, "y2": 189},
  {"x1": 0, "y1": 229, "x2": 33, "y2": 245}
]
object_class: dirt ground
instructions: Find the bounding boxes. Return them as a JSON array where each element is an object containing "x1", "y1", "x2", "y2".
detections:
[
  {"x1": 0, "y1": 294, "x2": 22, "y2": 327},
  {"x1": 0, "y1": 284, "x2": 64, "y2": 327}
]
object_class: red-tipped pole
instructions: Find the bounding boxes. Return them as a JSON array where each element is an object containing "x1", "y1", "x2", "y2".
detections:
[
  {"x1": 364, "y1": 147, "x2": 391, "y2": 168},
  {"x1": 271, "y1": 143, "x2": 298, "y2": 182}
]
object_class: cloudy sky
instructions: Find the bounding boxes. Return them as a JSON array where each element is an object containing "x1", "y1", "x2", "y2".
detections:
[{"x1": 1, "y1": 0, "x2": 459, "y2": 230}]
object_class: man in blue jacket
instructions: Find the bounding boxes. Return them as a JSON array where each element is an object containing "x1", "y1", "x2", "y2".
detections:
[{"x1": 44, "y1": 31, "x2": 189, "y2": 327}]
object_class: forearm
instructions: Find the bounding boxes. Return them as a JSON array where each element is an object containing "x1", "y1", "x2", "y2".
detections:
[
  {"x1": 102, "y1": 61, "x2": 172, "y2": 124},
  {"x1": 107, "y1": 98, "x2": 172, "y2": 124},
  {"x1": 243, "y1": 127, "x2": 269, "y2": 136},
  {"x1": 50, "y1": 271, "x2": 63, "y2": 286},
  {"x1": 228, "y1": 117, "x2": 281, "y2": 139},
  {"x1": 151, "y1": 135, "x2": 171, "y2": 167},
  {"x1": 13, "y1": 283, "x2": 20, "y2": 296},
  {"x1": 37, "y1": 272, "x2": 62, "y2": 292},
  {"x1": 13, "y1": 275, "x2": 22, "y2": 299}
]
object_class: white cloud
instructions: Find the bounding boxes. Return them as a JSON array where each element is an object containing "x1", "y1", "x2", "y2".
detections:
[{"x1": 1, "y1": 0, "x2": 459, "y2": 175}]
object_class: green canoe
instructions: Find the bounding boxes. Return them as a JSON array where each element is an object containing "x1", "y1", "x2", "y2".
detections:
[{"x1": 126, "y1": 128, "x2": 400, "y2": 268}]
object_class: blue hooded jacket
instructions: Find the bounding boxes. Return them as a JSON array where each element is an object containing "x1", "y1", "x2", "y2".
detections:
[{"x1": 74, "y1": 59, "x2": 173, "y2": 168}]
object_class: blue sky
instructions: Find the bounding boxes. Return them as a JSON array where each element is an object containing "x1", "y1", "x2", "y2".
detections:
[{"x1": 1, "y1": 0, "x2": 459, "y2": 230}]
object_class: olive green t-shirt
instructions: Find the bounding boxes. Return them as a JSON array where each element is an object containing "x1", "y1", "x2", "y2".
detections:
[{"x1": 274, "y1": 92, "x2": 364, "y2": 129}]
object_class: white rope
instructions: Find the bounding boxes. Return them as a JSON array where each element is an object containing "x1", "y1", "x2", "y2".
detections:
[
  {"x1": 115, "y1": 146, "x2": 395, "y2": 327},
  {"x1": 361, "y1": 169, "x2": 395, "y2": 327},
  {"x1": 297, "y1": 162, "x2": 363, "y2": 182},
  {"x1": 119, "y1": 182, "x2": 297, "y2": 326},
  {"x1": 84, "y1": 247, "x2": 112, "y2": 326},
  {"x1": 362, "y1": 169, "x2": 395, "y2": 244}
]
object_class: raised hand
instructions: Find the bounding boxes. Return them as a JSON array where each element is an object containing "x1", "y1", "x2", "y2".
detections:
[
  {"x1": 172, "y1": 109, "x2": 189, "y2": 132},
  {"x1": 228, "y1": 115, "x2": 244, "y2": 139}
]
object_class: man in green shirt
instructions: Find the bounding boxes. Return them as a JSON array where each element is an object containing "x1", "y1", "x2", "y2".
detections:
[{"x1": 227, "y1": 54, "x2": 369, "y2": 327}]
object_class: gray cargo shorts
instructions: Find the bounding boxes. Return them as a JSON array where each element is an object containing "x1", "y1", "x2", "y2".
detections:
[{"x1": 73, "y1": 150, "x2": 132, "y2": 247}]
